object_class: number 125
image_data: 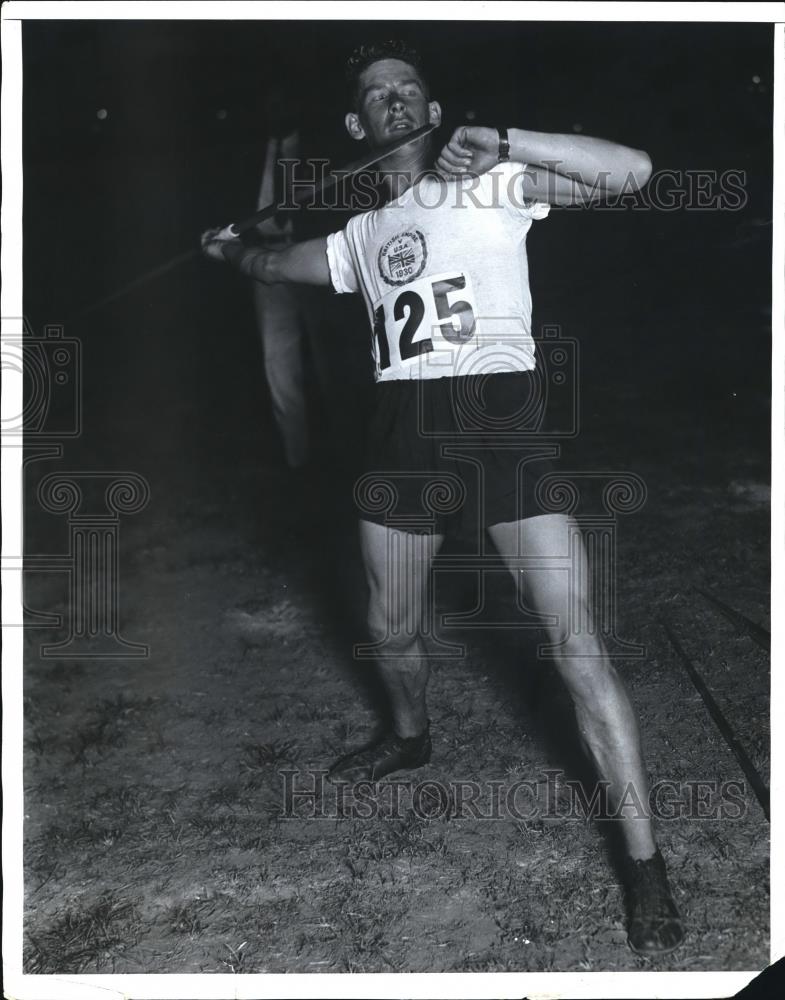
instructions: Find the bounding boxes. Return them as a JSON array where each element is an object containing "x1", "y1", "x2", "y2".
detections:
[{"x1": 373, "y1": 275, "x2": 477, "y2": 371}]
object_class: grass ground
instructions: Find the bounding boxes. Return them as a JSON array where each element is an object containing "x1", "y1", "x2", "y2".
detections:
[{"x1": 21, "y1": 407, "x2": 770, "y2": 976}]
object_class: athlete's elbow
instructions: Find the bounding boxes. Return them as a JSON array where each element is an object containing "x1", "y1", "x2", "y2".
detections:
[
  {"x1": 604, "y1": 149, "x2": 652, "y2": 196},
  {"x1": 628, "y1": 150, "x2": 653, "y2": 190}
]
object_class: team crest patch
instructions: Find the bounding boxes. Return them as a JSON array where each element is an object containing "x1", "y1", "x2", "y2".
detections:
[{"x1": 378, "y1": 230, "x2": 428, "y2": 286}]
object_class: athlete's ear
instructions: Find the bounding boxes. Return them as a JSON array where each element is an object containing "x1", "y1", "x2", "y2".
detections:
[
  {"x1": 345, "y1": 112, "x2": 366, "y2": 142},
  {"x1": 428, "y1": 101, "x2": 442, "y2": 126}
]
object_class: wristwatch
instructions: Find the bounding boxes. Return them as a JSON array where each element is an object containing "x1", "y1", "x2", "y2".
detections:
[{"x1": 497, "y1": 127, "x2": 510, "y2": 163}]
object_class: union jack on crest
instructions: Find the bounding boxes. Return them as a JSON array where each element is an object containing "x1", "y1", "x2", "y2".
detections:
[
  {"x1": 389, "y1": 248, "x2": 416, "y2": 272},
  {"x1": 378, "y1": 229, "x2": 428, "y2": 286}
]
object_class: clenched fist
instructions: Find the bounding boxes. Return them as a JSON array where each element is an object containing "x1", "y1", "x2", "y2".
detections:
[
  {"x1": 200, "y1": 224, "x2": 240, "y2": 262},
  {"x1": 435, "y1": 126, "x2": 502, "y2": 179}
]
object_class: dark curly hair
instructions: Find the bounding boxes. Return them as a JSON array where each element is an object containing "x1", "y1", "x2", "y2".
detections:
[{"x1": 345, "y1": 40, "x2": 429, "y2": 108}]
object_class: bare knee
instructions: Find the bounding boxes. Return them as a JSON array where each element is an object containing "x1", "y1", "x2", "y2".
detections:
[{"x1": 366, "y1": 596, "x2": 420, "y2": 653}]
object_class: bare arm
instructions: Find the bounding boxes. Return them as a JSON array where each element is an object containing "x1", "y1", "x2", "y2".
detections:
[
  {"x1": 509, "y1": 128, "x2": 652, "y2": 195},
  {"x1": 435, "y1": 125, "x2": 652, "y2": 205},
  {"x1": 201, "y1": 228, "x2": 331, "y2": 286},
  {"x1": 222, "y1": 236, "x2": 331, "y2": 286}
]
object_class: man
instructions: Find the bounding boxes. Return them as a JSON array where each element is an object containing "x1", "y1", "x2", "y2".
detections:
[
  {"x1": 202, "y1": 39, "x2": 684, "y2": 957},
  {"x1": 252, "y1": 102, "x2": 370, "y2": 473},
  {"x1": 252, "y1": 125, "x2": 313, "y2": 469}
]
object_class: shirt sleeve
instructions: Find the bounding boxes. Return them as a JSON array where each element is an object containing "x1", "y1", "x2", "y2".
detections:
[
  {"x1": 497, "y1": 160, "x2": 551, "y2": 222},
  {"x1": 326, "y1": 227, "x2": 360, "y2": 294}
]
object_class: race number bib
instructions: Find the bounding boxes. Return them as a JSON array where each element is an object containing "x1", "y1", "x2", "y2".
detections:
[{"x1": 372, "y1": 272, "x2": 480, "y2": 378}]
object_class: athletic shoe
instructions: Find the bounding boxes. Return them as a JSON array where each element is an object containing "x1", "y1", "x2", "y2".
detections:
[
  {"x1": 327, "y1": 726, "x2": 432, "y2": 783},
  {"x1": 623, "y1": 849, "x2": 685, "y2": 956}
]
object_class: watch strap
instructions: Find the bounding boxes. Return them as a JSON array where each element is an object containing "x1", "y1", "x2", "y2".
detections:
[{"x1": 497, "y1": 127, "x2": 510, "y2": 162}]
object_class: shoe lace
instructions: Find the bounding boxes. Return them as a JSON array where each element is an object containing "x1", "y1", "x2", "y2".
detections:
[{"x1": 626, "y1": 856, "x2": 675, "y2": 918}]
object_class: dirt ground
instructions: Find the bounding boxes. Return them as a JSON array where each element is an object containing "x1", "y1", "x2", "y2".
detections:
[
  {"x1": 21, "y1": 376, "x2": 770, "y2": 978},
  {"x1": 17, "y1": 128, "x2": 772, "y2": 980}
]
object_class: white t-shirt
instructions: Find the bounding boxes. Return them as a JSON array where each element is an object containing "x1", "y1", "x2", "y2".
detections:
[{"x1": 326, "y1": 161, "x2": 550, "y2": 382}]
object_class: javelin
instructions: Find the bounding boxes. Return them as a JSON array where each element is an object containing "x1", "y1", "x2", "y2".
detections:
[{"x1": 72, "y1": 122, "x2": 438, "y2": 321}]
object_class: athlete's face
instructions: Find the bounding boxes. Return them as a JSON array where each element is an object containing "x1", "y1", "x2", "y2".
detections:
[{"x1": 345, "y1": 58, "x2": 441, "y2": 148}]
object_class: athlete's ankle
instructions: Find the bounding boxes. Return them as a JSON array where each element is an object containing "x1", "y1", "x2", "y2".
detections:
[{"x1": 393, "y1": 718, "x2": 430, "y2": 740}]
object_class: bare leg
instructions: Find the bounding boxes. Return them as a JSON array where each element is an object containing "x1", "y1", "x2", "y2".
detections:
[
  {"x1": 489, "y1": 513, "x2": 683, "y2": 954},
  {"x1": 359, "y1": 519, "x2": 444, "y2": 736},
  {"x1": 488, "y1": 513, "x2": 655, "y2": 859},
  {"x1": 327, "y1": 520, "x2": 443, "y2": 782}
]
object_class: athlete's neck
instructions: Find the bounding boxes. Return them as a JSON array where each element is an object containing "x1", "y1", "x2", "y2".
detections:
[{"x1": 376, "y1": 141, "x2": 432, "y2": 201}]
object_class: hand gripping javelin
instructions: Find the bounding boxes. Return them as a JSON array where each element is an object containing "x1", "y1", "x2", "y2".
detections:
[{"x1": 74, "y1": 122, "x2": 439, "y2": 320}]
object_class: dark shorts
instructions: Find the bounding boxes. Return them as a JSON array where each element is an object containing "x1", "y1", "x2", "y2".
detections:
[{"x1": 355, "y1": 370, "x2": 559, "y2": 538}]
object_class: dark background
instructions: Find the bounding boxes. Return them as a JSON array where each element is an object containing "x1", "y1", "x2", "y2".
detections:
[
  {"x1": 21, "y1": 18, "x2": 773, "y2": 524},
  {"x1": 17, "y1": 20, "x2": 774, "y2": 975}
]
